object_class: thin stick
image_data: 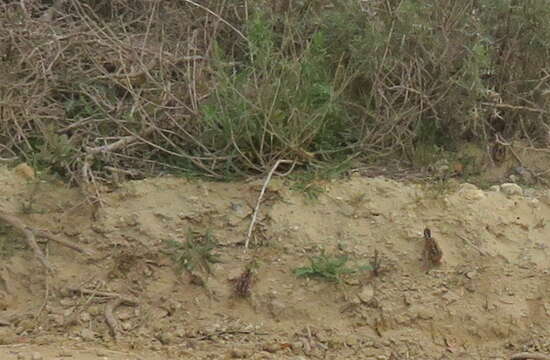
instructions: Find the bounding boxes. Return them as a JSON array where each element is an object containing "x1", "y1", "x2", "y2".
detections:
[
  {"x1": 35, "y1": 229, "x2": 95, "y2": 256},
  {"x1": 510, "y1": 353, "x2": 550, "y2": 360},
  {"x1": 245, "y1": 159, "x2": 293, "y2": 249},
  {"x1": 181, "y1": 0, "x2": 248, "y2": 42},
  {"x1": 105, "y1": 297, "x2": 124, "y2": 340},
  {"x1": 35, "y1": 245, "x2": 51, "y2": 320},
  {"x1": 67, "y1": 287, "x2": 138, "y2": 304},
  {"x1": 456, "y1": 234, "x2": 490, "y2": 257}
]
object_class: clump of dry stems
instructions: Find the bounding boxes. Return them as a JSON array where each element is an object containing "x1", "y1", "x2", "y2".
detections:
[{"x1": 1, "y1": 0, "x2": 549, "y2": 190}]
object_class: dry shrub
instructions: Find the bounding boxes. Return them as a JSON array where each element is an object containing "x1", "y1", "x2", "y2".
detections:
[{"x1": 1, "y1": 0, "x2": 549, "y2": 185}]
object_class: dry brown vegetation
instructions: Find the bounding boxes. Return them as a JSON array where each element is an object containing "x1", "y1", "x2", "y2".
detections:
[{"x1": 1, "y1": 0, "x2": 550, "y2": 185}]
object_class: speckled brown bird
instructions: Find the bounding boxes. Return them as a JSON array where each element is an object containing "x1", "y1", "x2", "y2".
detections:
[{"x1": 423, "y1": 228, "x2": 443, "y2": 268}]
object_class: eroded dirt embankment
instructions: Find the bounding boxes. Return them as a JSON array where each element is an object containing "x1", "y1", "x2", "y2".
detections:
[{"x1": 0, "y1": 166, "x2": 549, "y2": 359}]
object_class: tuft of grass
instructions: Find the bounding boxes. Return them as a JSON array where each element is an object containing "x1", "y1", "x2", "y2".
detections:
[
  {"x1": 163, "y1": 229, "x2": 221, "y2": 275},
  {"x1": 289, "y1": 171, "x2": 325, "y2": 200},
  {"x1": 290, "y1": 158, "x2": 354, "y2": 199},
  {"x1": 294, "y1": 251, "x2": 372, "y2": 282}
]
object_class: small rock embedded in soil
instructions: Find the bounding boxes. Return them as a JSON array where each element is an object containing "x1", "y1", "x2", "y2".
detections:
[
  {"x1": 30, "y1": 352, "x2": 43, "y2": 360},
  {"x1": 230, "y1": 348, "x2": 251, "y2": 358},
  {"x1": 500, "y1": 183, "x2": 523, "y2": 196},
  {"x1": 262, "y1": 343, "x2": 281, "y2": 353},
  {"x1": 457, "y1": 183, "x2": 484, "y2": 200},
  {"x1": 79, "y1": 311, "x2": 91, "y2": 322},
  {"x1": 357, "y1": 285, "x2": 375, "y2": 304}
]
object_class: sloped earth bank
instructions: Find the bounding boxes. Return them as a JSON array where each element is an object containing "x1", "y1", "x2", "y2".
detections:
[{"x1": 0, "y1": 166, "x2": 550, "y2": 360}]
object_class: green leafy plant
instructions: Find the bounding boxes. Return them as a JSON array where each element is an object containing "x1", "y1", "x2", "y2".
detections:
[
  {"x1": 164, "y1": 229, "x2": 221, "y2": 274},
  {"x1": 294, "y1": 251, "x2": 372, "y2": 282}
]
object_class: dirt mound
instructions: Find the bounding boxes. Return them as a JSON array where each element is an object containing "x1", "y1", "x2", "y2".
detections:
[{"x1": 0, "y1": 166, "x2": 549, "y2": 359}]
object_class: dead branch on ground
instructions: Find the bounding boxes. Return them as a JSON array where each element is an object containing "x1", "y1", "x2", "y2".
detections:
[
  {"x1": 0, "y1": 211, "x2": 54, "y2": 273},
  {"x1": 67, "y1": 287, "x2": 139, "y2": 340},
  {"x1": 0, "y1": 210, "x2": 95, "y2": 272}
]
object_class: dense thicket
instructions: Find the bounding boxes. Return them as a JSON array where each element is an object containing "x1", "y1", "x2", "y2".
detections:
[{"x1": 1, "y1": 0, "x2": 549, "y2": 182}]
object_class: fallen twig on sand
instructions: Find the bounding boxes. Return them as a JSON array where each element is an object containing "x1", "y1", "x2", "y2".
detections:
[
  {"x1": 35, "y1": 229, "x2": 94, "y2": 255},
  {"x1": 456, "y1": 233, "x2": 490, "y2": 257},
  {"x1": 67, "y1": 287, "x2": 139, "y2": 340},
  {"x1": 105, "y1": 297, "x2": 124, "y2": 340},
  {"x1": 510, "y1": 352, "x2": 550, "y2": 360}
]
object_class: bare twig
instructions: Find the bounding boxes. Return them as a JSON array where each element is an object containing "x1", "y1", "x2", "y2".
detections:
[
  {"x1": 181, "y1": 0, "x2": 248, "y2": 42},
  {"x1": 105, "y1": 297, "x2": 124, "y2": 340},
  {"x1": 35, "y1": 229, "x2": 94, "y2": 256},
  {"x1": 456, "y1": 234, "x2": 490, "y2": 257},
  {"x1": 67, "y1": 287, "x2": 139, "y2": 304},
  {"x1": 481, "y1": 102, "x2": 546, "y2": 114},
  {"x1": 245, "y1": 159, "x2": 293, "y2": 249},
  {"x1": 510, "y1": 353, "x2": 550, "y2": 360}
]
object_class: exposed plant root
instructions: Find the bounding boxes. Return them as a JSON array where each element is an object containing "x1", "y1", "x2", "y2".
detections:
[
  {"x1": 105, "y1": 297, "x2": 124, "y2": 340},
  {"x1": 35, "y1": 229, "x2": 95, "y2": 256},
  {"x1": 0, "y1": 211, "x2": 54, "y2": 273},
  {"x1": 67, "y1": 287, "x2": 139, "y2": 340},
  {"x1": 0, "y1": 211, "x2": 95, "y2": 273},
  {"x1": 67, "y1": 287, "x2": 139, "y2": 305}
]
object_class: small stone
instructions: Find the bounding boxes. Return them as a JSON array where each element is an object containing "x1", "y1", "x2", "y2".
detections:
[
  {"x1": 268, "y1": 299, "x2": 286, "y2": 318},
  {"x1": 229, "y1": 348, "x2": 250, "y2": 358},
  {"x1": 262, "y1": 343, "x2": 280, "y2": 353},
  {"x1": 30, "y1": 352, "x2": 43, "y2": 360},
  {"x1": 95, "y1": 349, "x2": 107, "y2": 356},
  {"x1": 157, "y1": 333, "x2": 174, "y2": 345},
  {"x1": 16, "y1": 354, "x2": 27, "y2": 360},
  {"x1": 465, "y1": 271, "x2": 477, "y2": 279},
  {"x1": 87, "y1": 305, "x2": 102, "y2": 317},
  {"x1": 528, "y1": 198, "x2": 540, "y2": 209},
  {"x1": 500, "y1": 183, "x2": 523, "y2": 196},
  {"x1": 80, "y1": 328, "x2": 96, "y2": 341},
  {"x1": 357, "y1": 285, "x2": 375, "y2": 304},
  {"x1": 80, "y1": 312, "x2": 91, "y2": 322},
  {"x1": 117, "y1": 309, "x2": 133, "y2": 321},
  {"x1": 57, "y1": 349, "x2": 72, "y2": 357},
  {"x1": 59, "y1": 298, "x2": 74, "y2": 307},
  {"x1": 458, "y1": 183, "x2": 484, "y2": 200},
  {"x1": 489, "y1": 185, "x2": 500, "y2": 192},
  {"x1": 345, "y1": 278, "x2": 360, "y2": 286}
]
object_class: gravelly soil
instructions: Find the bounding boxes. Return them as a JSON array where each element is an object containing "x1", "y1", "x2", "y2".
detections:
[{"x1": 0, "y1": 165, "x2": 549, "y2": 360}]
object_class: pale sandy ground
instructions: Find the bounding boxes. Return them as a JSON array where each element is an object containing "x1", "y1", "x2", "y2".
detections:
[{"x1": 0, "y1": 165, "x2": 549, "y2": 359}]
